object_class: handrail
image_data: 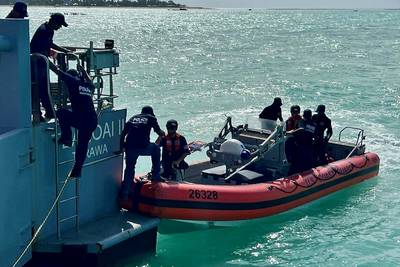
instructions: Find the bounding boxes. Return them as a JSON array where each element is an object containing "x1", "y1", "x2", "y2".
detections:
[
  {"x1": 345, "y1": 134, "x2": 366, "y2": 159},
  {"x1": 30, "y1": 53, "x2": 63, "y2": 238},
  {"x1": 338, "y1": 126, "x2": 364, "y2": 146}
]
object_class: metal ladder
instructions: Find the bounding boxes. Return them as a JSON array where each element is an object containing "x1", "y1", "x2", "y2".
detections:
[{"x1": 31, "y1": 54, "x2": 80, "y2": 239}]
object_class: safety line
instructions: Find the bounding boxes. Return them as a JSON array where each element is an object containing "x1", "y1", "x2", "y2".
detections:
[{"x1": 12, "y1": 177, "x2": 71, "y2": 267}]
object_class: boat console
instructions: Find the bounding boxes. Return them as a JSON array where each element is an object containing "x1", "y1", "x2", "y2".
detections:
[{"x1": 199, "y1": 117, "x2": 367, "y2": 185}]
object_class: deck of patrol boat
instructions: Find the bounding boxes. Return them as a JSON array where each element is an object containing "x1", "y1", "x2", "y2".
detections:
[{"x1": 31, "y1": 211, "x2": 159, "y2": 266}]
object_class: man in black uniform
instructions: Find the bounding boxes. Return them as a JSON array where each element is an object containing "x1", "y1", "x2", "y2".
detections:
[
  {"x1": 30, "y1": 13, "x2": 70, "y2": 120},
  {"x1": 158, "y1": 120, "x2": 190, "y2": 180},
  {"x1": 296, "y1": 109, "x2": 317, "y2": 172},
  {"x1": 49, "y1": 62, "x2": 98, "y2": 178},
  {"x1": 259, "y1": 97, "x2": 283, "y2": 122},
  {"x1": 312, "y1": 104, "x2": 333, "y2": 165},
  {"x1": 119, "y1": 106, "x2": 165, "y2": 198},
  {"x1": 6, "y1": 2, "x2": 28, "y2": 18}
]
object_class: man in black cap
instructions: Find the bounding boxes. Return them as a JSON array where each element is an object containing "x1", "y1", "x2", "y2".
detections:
[
  {"x1": 259, "y1": 97, "x2": 283, "y2": 122},
  {"x1": 158, "y1": 119, "x2": 190, "y2": 180},
  {"x1": 30, "y1": 13, "x2": 71, "y2": 120},
  {"x1": 312, "y1": 104, "x2": 333, "y2": 165},
  {"x1": 6, "y1": 2, "x2": 28, "y2": 18},
  {"x1": 118, "y1": 106, "x2": 165, "y2": 198},
  {"x1": 48, "y1": 62, "x2": 98, "y2": 178}
]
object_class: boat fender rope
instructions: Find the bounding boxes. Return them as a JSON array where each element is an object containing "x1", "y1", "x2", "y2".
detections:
[
  {"x1": 12, "y1": 177, "x2": 72, "y2": 267},
  {"x1": 269, "y1": 154, "x2": 372, "y2": 194}
]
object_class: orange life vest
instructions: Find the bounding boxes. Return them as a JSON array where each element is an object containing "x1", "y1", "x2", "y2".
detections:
[{"x1": 164, "y1": 133, "x2": 181, "y2": 153}]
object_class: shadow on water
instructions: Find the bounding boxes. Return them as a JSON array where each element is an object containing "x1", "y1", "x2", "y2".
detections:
[{"x1": 124, "y1": 178, "x2": 378, "y2": 267}]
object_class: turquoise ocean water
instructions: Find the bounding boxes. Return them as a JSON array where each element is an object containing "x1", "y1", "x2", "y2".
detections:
[{"x1": 2, "y1": 6, "x2": 400, "y2": 266}]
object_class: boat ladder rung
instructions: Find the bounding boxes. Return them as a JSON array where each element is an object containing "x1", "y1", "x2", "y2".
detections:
[
  {"x1": 59, "y1": 214, "x2": 78, "y2": 224},
  {"x1": 59, "y1": 177, "x2": 78, "y2": 184},
  {"x1": 60, "y1": 196, "x2": 79, "y2": 204}
]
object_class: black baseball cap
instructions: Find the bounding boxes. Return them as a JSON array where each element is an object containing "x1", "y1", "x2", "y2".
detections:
[
  {"x1": 50, "y1": 13, "x2": 68, "y2": 27},
  {"x1": 316, "y1": 105, "x2": 325, "y2": 113},
  {"x1": 141, "y1": 105, "x2": 155, "y2": 116},
  {"x1": 166, "y1": 119, "x2": 178, "y2": 129},
  {"x1": 13, "y1": 2, "x2": 28, "y2": 17},
  {"x1": 273, "y1": 97, "x2": 282, "y2": 106}
]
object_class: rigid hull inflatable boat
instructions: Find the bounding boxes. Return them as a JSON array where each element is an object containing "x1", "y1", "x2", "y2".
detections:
[{"x1": 125, "y1": 118, "x2": 380, "y2": 221}]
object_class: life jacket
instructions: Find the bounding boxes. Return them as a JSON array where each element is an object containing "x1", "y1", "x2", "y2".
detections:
[
  {"x1": 286, "y1": 114, "x2": 302, "y2": 131},
  {"x1": 164, "y1": 133, "x2": 181, "y2": 154}
]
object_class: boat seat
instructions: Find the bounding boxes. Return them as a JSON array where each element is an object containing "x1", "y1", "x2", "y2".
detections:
[
  {"x1": 202, "y1": 165, "x2": 226, "y2": 179},
  {"x1": 231, "y1": 170, "x2": 264, "y2": 184}
]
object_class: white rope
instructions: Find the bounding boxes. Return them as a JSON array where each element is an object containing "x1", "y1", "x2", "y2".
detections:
[{"x1": 12, "y1": 177, "x2": 71, "y2": 267}]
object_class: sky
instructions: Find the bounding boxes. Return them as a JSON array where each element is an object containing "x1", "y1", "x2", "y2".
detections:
[{"x1": 180, "y1": 0, "x2": 400, "y2": 9}]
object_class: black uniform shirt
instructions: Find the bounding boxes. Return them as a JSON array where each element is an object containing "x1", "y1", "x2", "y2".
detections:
[
  {"x1": 312, "y1": 113, "x2": 332, "y2": 141},
  {"x1": 30, "y1": 23, "x2": 54, "y2": 57},
  {"x1": 58, "y1": 71, "x2": 96, "y2": 120},
  {"x1": 298, "y1": 119, "x2": 316, "y2": 146},
  {"x1": 259, "y1": 104, "x2": 282, "y2": 121},
  {"x1": 121, "y1": 114, "x2": 162, "y2": 149}
]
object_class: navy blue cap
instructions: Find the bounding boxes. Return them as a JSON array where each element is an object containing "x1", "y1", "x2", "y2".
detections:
[
  {"x1": 13, "y1": 2, "x2": 28, "y2": 17},
  {"x1": 50, "y1": 13, "x2": 68, "y2": 27},
  {"x1": 141, "y1": 106, "x2": 154, "y2": 116}
]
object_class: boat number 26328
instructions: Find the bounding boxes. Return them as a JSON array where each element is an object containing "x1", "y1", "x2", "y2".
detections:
[{"x1": 188, "y1": 189, "x2": 218, "y2": 200}]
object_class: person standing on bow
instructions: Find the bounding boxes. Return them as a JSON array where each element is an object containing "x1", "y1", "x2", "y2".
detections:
[
  {"x1": 49, "y1": 62, "x2": 98, "y2": 178},
  {"x1": 158, "y1": 120, "x2": 190, "y2": 180},
  {"x1": 30, "y1": 13, "x2": 71, "y2": 120},
  {"x1": 259, "y1": 97, "x2": 283, "y2": 122},
  {"x1": 119, "y1": 106, "x2": 165, "y2": 199},
  {"x1": 312, "y1": 104, "x2": 333, "y2": 165},
  {"x1": 5, "y1": 2, "x2": 28, "y2": 18}
]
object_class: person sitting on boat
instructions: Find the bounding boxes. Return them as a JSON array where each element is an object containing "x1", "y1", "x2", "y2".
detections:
[
  {"x1": 285, "y1": 105, "x2": 302, "y2": 131},
  {"x1": 5, "y1": 2, "x2": 28, "y2": 19},
  {"x1": 30, "y1": 13, "x2": 71, "y2": 121},
  {"x1": 312, "y1": 104, "x2": 333, "y2": 165},
  {"x1": 48, "y1": 62, "x2": 98, "y2": 178},
  {"x1": 118, "y1": 106, "x2": 165, "y2": 199},
  {"x1": 259, "y1": 97, "x2": 283, "y2": 122},
  {"x1": 157, "y1": 119, "x2": 190, "y2": 180}
]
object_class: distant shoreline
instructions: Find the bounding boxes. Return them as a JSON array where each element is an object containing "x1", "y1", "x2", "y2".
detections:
[
  {"x1": 1, "y1": 5, "x2": 398, "y2": 10},
  {"x1": 0, "y1": 4, "x2": 209, "y2": 10}
]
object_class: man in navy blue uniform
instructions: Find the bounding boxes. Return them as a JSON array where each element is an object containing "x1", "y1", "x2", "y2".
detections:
[
  {"x1": 297, "y1": 109, "x2": 317, "y2": 171},
  {"x1": 30, "y1": 13, "x2": 70, "y2": 120},
  {"x1": 119, "y1": 106, "x2": 165, "y2": 198},
  {"x1": 6, "y1": 2, "x2": 28, "y2": 18},
  {"x1": 312, "y1": 104, "x2": 333, "y2": 165},
  {"x1": 49, "y1": 62, "x2": 98, "y2": 178}
]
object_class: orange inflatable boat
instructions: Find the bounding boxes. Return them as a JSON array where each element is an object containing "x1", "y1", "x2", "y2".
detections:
[{"x1": 122, "y1": 120, "x2": 380, "y2": 221}]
